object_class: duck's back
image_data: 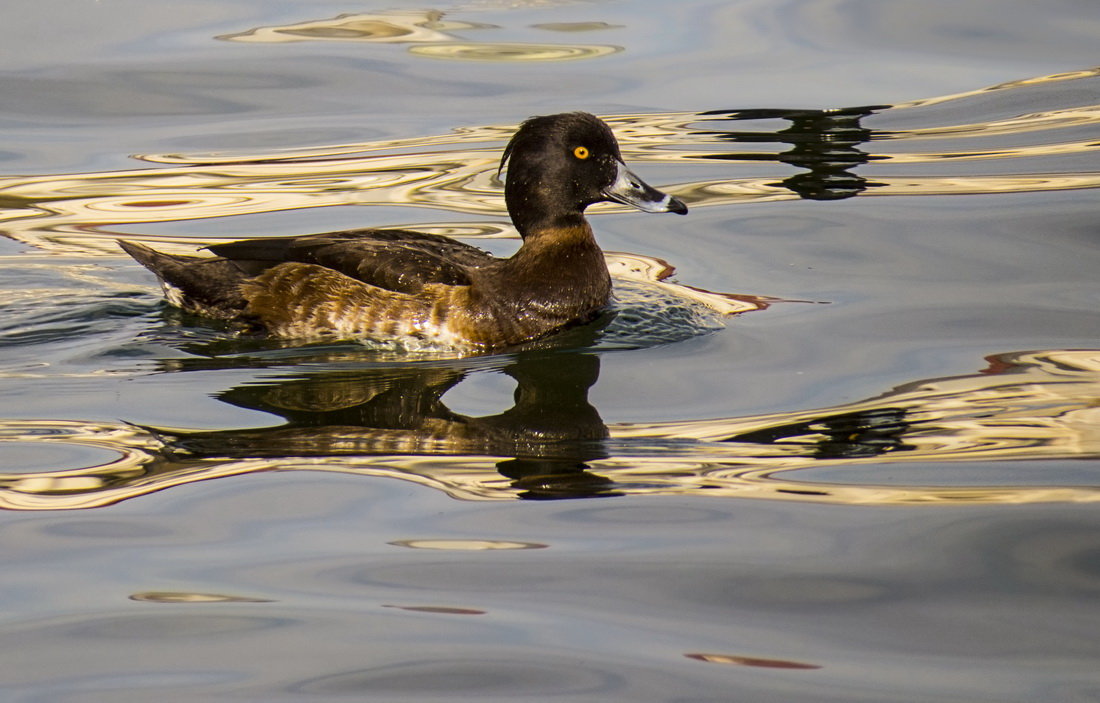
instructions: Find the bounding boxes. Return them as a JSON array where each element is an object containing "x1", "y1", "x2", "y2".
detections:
[{"x1": 207, "y1": 229, "x2": 495, "y2": 294}]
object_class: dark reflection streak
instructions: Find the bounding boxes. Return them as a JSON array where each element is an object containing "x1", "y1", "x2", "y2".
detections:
[
  {"x1": 730, "y1": 407, "x2": 914, "y2": 460},
  {"x1": 695, "y1": 106, "x2": 891, "y2": 200},
  {"x1": 143, "y1": 349, "x2": 618, "y2": 500}
]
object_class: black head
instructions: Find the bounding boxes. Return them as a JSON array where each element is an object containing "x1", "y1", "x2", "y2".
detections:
[{"x1": 499, "y1": 112, "x2": 687, "y2": 236}]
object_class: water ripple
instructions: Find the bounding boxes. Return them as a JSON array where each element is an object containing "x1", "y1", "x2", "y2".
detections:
[
  {"x1": 2, "y1": 66, "x2": 1097, "y2": 255},
  {"x1": 0, "y1": 349, "x2": 1095, "y2": 510},
  {"x1": 2, "y1": 67, "x2": 1099, "y2": 508}
]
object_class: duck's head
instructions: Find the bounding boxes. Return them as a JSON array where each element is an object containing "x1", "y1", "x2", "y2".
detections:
[{"x1": 500, "y1": 112, "x2": 687, "y2": 236}]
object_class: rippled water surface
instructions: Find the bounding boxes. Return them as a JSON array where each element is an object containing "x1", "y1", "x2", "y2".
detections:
[{"x1": 2, "y1": 1, "x2": 1100, "y2": 701}]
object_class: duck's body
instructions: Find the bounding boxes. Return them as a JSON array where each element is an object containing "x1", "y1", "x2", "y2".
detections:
[
  {"x1": 124, "y1": 223, "x2": 611, "y2": 349},
  {"x1": 120, "y1": 112, "x2": 686, "y2": 351}
]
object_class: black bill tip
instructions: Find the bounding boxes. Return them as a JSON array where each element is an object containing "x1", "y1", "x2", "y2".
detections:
[{"x1": 667, "y1": 196, "x2": 688, "y2": 215}]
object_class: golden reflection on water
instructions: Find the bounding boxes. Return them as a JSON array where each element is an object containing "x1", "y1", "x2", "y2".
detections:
[
  {"x1": 217, "y1": 10, "x2": 622, "y2": 62},
  {"x1": 0, "y1": 349, "x2": 1096, "y2": 510},
  {"x1": 217, "y1": 11, "x2": 489, "y2": 45},
  {"x1": 879, "y1": 106, "x2": 1100, "y2": 142},
  {"x1": 408, "y1": 43, "x2": 621, "y2": 62},
  {"x1": 2, "y1": 67, "x2": 1098, "y2": 256},
  {"x1": 533, "y1": 22, "x2": 623, "y2": 32},
  {"x1": 129, "y1": 591, "x2": 272, "y2": 604},
  {"x1": 388, "y1": 539, "x2": 548, "y2": 550},
  {"x1": 890, "y1": 67, "x2": 1100, "y2": 110}
]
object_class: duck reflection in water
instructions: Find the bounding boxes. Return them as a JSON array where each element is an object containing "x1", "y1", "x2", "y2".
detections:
[
  {"x1": 143, "y1": 337, "x2": 914, "y2": 500},
  {"x1": 149, "y1": 350, "x2": 617, "y2": 499}
]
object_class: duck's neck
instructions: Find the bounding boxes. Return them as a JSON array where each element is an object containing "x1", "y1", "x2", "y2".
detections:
[
  {"x1": 501, "y1": 217, "x2": 611, "y2": 310},
  {"x1": 506, "y1": 172, "x2": 582, "y2": 237}
]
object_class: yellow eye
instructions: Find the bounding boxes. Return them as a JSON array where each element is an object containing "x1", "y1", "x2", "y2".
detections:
[{"x1": 573, "y1": 146, "x2": 589, "y2": 160}]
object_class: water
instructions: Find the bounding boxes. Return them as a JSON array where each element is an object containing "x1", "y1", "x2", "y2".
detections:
[{"x1": 2, "y1": 1, "x2": 1100, "y2": 700}]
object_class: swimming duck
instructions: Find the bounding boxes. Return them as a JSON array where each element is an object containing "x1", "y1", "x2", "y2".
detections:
[{"x1": 120, "y1": 112, "x2": 687, "y2": 351}]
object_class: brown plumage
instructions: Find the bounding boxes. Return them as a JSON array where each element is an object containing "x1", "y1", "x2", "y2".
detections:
[{"x1": 120, "y1": 112, "x2": 687, "y2": 352}]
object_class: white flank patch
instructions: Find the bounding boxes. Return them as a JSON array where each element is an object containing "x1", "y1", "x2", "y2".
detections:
[{"x1": 161, "y1": 281, "x2": 188, "y2": 308}]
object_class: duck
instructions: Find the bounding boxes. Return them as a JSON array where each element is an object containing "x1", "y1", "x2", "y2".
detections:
[{"x1": 119, "y1": 112, "x2": 687, "y2": 351}]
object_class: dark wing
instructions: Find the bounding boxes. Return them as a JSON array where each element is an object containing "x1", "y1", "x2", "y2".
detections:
[{"x1": 206, "y1": 229, "x2": 497, "y2": 294}]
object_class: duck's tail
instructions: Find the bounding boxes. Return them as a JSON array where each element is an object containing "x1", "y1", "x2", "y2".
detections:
[{"x1": 118, "y1": 240, "x2": 250, "y2": 319}]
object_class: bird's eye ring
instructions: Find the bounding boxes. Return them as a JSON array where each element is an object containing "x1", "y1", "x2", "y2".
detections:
[{"x1": 573, "y1": 146, "x2": 589, "y2": 160}]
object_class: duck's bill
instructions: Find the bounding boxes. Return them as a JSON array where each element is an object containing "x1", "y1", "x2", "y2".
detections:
[{"x1": 602, "y1": 161, "x2": 688, "y2": 215}]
